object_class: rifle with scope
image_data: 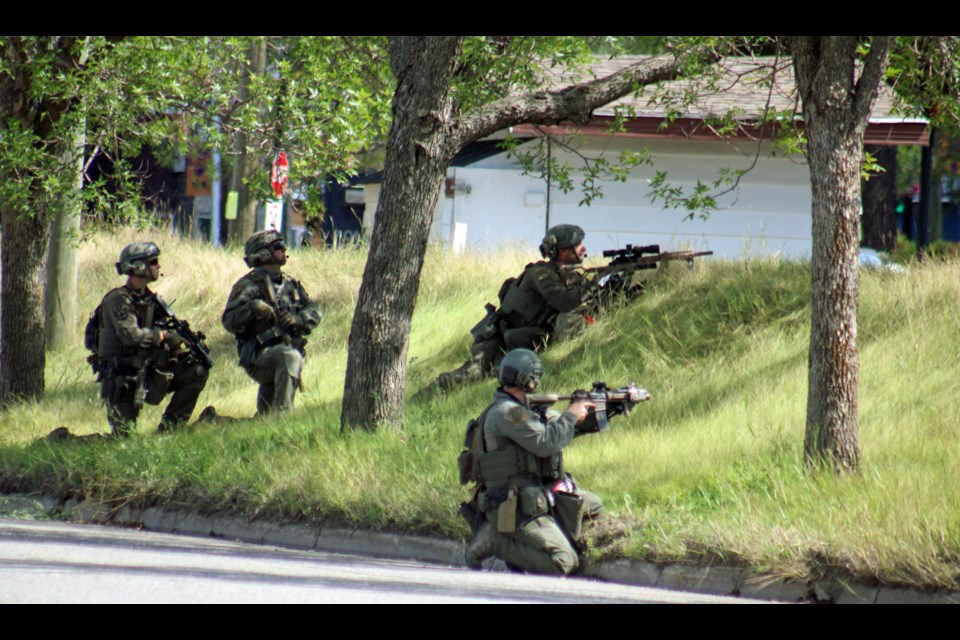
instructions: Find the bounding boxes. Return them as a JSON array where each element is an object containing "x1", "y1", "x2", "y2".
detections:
[{"x1": 581, "y1": 244, "x2": 713, "y2": 300}]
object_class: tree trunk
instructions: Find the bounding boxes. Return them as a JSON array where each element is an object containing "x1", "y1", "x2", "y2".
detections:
[
  {"x1": 790, "y1": 36, "x2": 894, "y2": 472},
  {"x1": 1, "y1": 207, "x2": 50, "y2": 404},
  {"x1": 861, "y1": 144, "x2": 898, "y2": 252},
  {"x1": 804, "y1": 117, "x2": 864, "y2": 472},
  {"x1": 340, "y1": 36, "x2": 463, "y2": 431},
  {"x1": 227, "y1": 38, "x2": 265, "y2": 244},
  {"x1": 44, "y1": 117, "x2": 85, "y2": 350}
]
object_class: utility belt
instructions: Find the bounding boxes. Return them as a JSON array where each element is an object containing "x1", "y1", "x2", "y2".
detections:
[
  {"x1": 473, "y1": 441, "x2": 582, "y2": 537},
  {"x1": 477, "y1": 480, "x2": 585, "y2": 540},
  {"x1": 99, "y1": 350, "x2": 172, "y2": 372},
  {"x1": 98, "y1": 354, "x2": 173, "y2": 406},
  {"x1": 237, "y1": 327, "x2": 298, "y2": 368}
]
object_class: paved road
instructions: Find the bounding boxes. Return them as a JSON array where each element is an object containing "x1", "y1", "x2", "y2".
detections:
[{"x1": 0, "y1": 518, "x2": 771, "y2": 603}]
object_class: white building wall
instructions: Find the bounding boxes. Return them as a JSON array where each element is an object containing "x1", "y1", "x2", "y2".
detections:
[{"x1": 442, "y1": 136, "x2": 814, "y2": 259}]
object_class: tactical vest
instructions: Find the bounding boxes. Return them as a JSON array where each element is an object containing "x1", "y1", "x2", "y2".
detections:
[
  {"x1": 498, "y1": 262, "x2": 553, "y2": 329},
  {"x1": 470, "y1": 397, "x2": 564, "y2": 490},
  {"x1": 97, "y1": 288, "x2": 157, "y2": 361},
  {"x1": 235, "y1": 271, "x2": 308, "y2": 356}
]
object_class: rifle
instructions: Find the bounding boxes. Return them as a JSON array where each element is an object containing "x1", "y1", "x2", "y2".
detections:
[
  {"x1": 261, "y1": 274, "x2": 309, "y2": 338},
  {"x1": 259, "y1": 274, "x2": 305, "y2": 392},
  {"x1": 132, "y1": 302, "x2": 157, "y2": 409},
  {"x1": 526, "y1": 382, "x2": 651, "y2": 433},
  {"x1": 153, "y1": 296, "x2": 214, "y2": 370},
  {"x1": 584, "y1": 244, "x2": 713, "y2": 297}
]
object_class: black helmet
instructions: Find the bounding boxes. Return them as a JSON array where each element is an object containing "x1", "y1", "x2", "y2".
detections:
[
  {"x1": 539, "y1": 224, "x2": 585, "y2": 259},
  {"x1": 498, "y1": 348, "x2": 543, "y2": 392},
  {"x1": 115, "y1": 242, "x2": 161, "y2": 277},
  {"x1": 244, "y1": 230, "x2": 285, "y2": 267}
]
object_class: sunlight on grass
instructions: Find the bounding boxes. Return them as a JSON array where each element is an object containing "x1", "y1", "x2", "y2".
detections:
[{"x1": 2, "y1": 228, "x2": 959, "y2": 587}]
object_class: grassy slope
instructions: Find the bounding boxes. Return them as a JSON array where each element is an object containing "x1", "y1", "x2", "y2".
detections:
[{"x1": 2, "y1": 228, "x2": 959, "y2": 588}]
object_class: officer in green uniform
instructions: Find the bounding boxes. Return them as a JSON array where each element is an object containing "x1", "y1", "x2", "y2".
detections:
[
  {"x1": 222, "y1": 230, "x2": 323, "y2": 413},
  {"x1": 463, "y1": 349, "x2": 604, "y2": 574},
  {"x1": 423, "y1": 224, "x2": 594, "y2": 396},
  {"x1": 59, "y1": 242, "x2": 210, "y2": 440}
]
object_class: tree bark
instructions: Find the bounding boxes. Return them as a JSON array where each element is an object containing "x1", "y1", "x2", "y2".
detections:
[
  {"x1": 44, "y1": 117, "x2": 85, "y2": 350},
  {"x1": 1, "y1": 207, "x2": 50, "y2": 404},
  {"x1": 790, "y1": 36, "x2": 894, "y2": 472},
  {"x1": 861, "y1": 144, "x2": 898, "y2": 252},
  {"x1": 340, "y1": 38, "x2": 691, "y2": 431},
  {"x1": 227, "y1": 38, "x2": 266, "y2": 244},
  {"x1": 341, "y1": 36, "x2": 463, "y2": 431}
]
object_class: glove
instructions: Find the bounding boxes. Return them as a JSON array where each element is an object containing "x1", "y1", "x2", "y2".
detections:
[
  {"x1": 250, "y1": 300, "x2": 276, "y2": 322},
  {"x1": 278, "y1": 310, "x2": 300, "y2": 330},
  {"x1": 163, "y1": 331, "x2": 186, "y2": 352}
]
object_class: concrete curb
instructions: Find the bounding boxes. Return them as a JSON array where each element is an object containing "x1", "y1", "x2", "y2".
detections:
[{"x1": 4, "y1": 493, "x2": 958, "y2": 604}]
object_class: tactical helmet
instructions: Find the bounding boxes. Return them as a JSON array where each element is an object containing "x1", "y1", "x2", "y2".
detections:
[
  {"x1": 498, "y1": 348, "x2": 543, "y2": 392},
  {"x1": 115, "y1": 242, "x2": 161, "y2": 277},
  {"x1": 539, "y1": 224, "x2": 585, "y2": 259},
  {"x1": 244, "y1": 230, "x2": 285, "y2": 267}
]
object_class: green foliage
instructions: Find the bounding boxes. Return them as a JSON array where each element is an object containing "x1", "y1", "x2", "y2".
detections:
[
  {"x1": 506, "y1": 133, "x2": 653, "y2": 206},
  {"x1": 588, "y1": 37, "x2": 670, "y2": 56},
  {"x1": 887, "y1": 36, "x2": 960, "y2": 126},
  {"x1": 892, "y1": 233, "x2": 918, "y2": 263},
  {"x1": 925, "y1": 239, "x2": 960, "y2": 260},
  {"x1": 450, "y1": 37, "x2": 593, "y2": 114},
  {"x1": 0, "y1": 36, "x2": 394, "y2": 224}
]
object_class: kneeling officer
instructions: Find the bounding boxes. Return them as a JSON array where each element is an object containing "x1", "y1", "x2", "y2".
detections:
[
  {"x1": 222, "y1": 230, "x2": 322, "y2": 414},
  {"x1": 94, "y1": 242, "x2": 209, "y2": 436},
  {"x1": 460, "y1": 348, "x2": 603, "y2": 574}
]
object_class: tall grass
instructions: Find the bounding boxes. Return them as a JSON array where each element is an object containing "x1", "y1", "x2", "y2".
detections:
[{"x1": 2, "y1": 228, "x2": 959, "y2": 587}]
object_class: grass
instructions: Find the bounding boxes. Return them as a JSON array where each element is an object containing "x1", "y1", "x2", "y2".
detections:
[{"x1": 2, "y1": 228, "x2": 960, "y2": 589}]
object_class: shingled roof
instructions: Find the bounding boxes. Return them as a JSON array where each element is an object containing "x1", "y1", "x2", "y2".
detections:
[{"x1": 515, "y1": 55, "x2": 928, "y2": 146}]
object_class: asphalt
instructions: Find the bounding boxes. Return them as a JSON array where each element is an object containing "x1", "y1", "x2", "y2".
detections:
[{"x1": 1, "y1": 493, "x2": 955, "y2": 604}]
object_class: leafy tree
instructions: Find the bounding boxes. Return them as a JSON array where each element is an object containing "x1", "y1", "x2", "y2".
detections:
[
  {"x1": 785, "y1": 36, "x2": 960, "y2": 472},
  {"x1": 0, "y1": 37, "x2": 92, "y2": 403},
  {"x1": 339, "y1": 36, "x2": 714, "y2": 431},
  {"x1": 0, "y1": 36, "x2": 391, "y2": 406}
]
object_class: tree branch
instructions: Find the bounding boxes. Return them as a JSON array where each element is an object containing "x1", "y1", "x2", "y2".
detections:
[
  {"x1": 452, "y1": 53, "x2": 697, "y2": 152},
  {"x1": 853, "y1": 36, "x2": 895, "y2": 122}
]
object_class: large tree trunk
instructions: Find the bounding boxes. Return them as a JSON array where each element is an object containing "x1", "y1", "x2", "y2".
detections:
[
  {"x1": 341, "y1": 37, "x2": 463, "y2": 431},
  {"x1": 44, "y1": 118, "x2": 85, "y2": 350},
  {"x1": 790, "y1": 36, "x2": 894, "y2": 472},
  {"x1": 1, "y1": 207, "x2": 50, "y2": 404},
  {"x1": 804, "y1": 115, "x2": 864, "y2": 472},
  {"x1": 861, "y1": 144, "x2": 898, "y2": 252}
]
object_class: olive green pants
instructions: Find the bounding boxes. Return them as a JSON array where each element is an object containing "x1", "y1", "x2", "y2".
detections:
[
  {"x1": 489, "y1": 489, "x2": 603, "y2": 575},
  {"x1": 244, "y1": 343, "x2": 304, "y2": 413},
  {"x1": 105, "y1": 360, "x2": 209, "y2": 436}
]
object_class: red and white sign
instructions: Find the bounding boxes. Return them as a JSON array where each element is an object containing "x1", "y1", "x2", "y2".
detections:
[{"x1": 271, "y1": 150, "x2": 289, "y2": 198}]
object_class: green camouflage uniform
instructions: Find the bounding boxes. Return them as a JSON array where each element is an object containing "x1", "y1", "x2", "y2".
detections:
[
  {"x1": 470, "y1": 389, "x2": 603, "y2": 574},
  {"x1": 432, "y1": 262, "x2": 592, "y2": 392},
  {"x1": 97, "y1": 285, "x2": 209, "y2": 436},
  {"x1": 221, "y1": 268, "x2": 323, "y2": 413}
]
